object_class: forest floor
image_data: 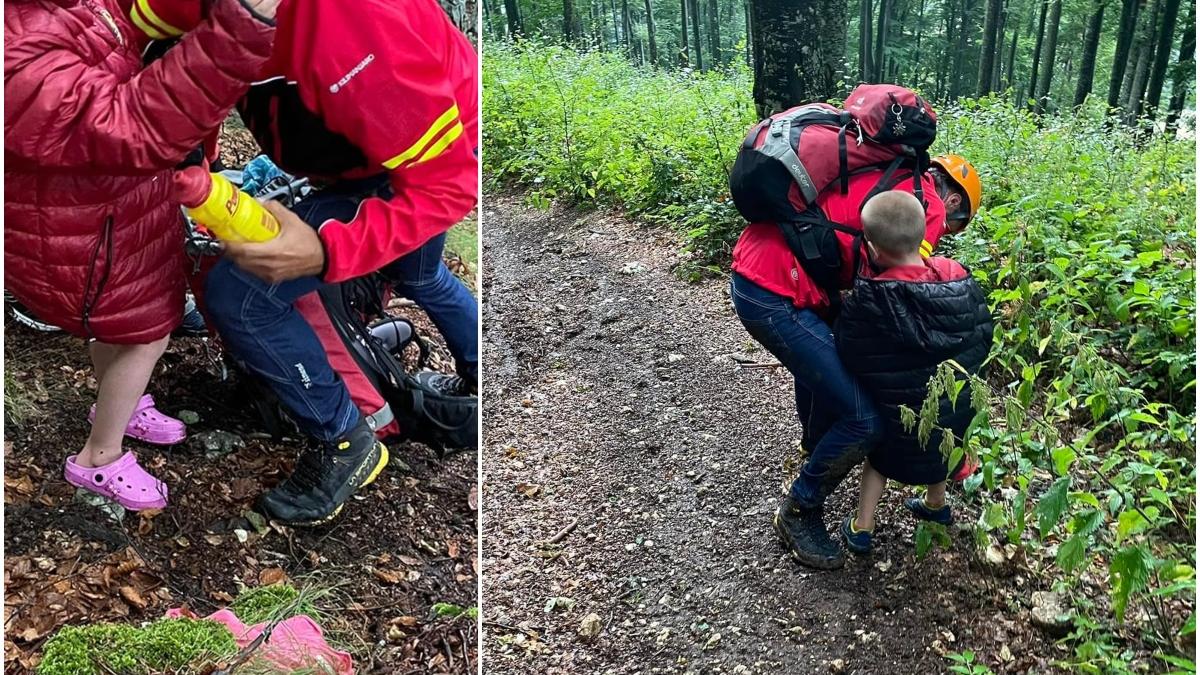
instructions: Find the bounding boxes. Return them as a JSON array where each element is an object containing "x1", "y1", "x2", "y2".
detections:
[
  {"x1": 481, "y1": 195, "x2": 1066, "y2": 675},
  {"x1": 3, "y1": 125, "x2": 479, "y2": 674}
]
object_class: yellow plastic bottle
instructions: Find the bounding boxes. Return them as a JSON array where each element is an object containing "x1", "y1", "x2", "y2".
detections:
[{"x1": 174, "y1": 166, "x2": 280, "y2": 243}]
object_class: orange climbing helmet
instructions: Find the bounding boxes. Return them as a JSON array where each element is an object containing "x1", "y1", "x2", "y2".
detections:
[{"x1": 931, "y1": 154, "x2": 982, "y2": 222}]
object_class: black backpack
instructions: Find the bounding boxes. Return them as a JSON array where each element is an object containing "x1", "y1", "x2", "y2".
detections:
[{"x1": 242, "y1": 275, "x2": 478, "y2": 454}]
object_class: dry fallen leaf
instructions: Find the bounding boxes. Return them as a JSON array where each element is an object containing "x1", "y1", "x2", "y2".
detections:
[
  {"x1": 373, "y1": 568, "x2": 403, "y2": 585},
  {"x1": 119, "y1": 586, "x2": 146, "y2": 609},
  {"x1": 579, "y1": 612, "x2": 602, "y2": 640},
  {"x1": 259, "y1": 567, "x2": 287, "y2": 586},
  {"x1": 515, "y1": 483, "x2": 541, "y2": 498}
]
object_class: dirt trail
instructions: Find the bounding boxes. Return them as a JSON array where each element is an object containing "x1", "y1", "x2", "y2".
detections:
[{"x1": 481, "y1": 197, "x2": 1054, "y2": 674}]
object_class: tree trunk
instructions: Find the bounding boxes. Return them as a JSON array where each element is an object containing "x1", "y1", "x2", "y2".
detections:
[
  {"x1": 751, "y1": 0, "x2": 846, "y2": 116},
  {"x1": 1028, "y1": 0, "x2": 1049, "y2": 105},
  {"x1": 861, "y1": 0, "x2": 875, "y2": 80},
  {"x1": 1145, "y1": 0, "x2": 1181, "y2": 113},
  {"x1": 1033, "y1": 0, "x2": 1062, "y2": 113},
  {"x1": 912, "y1": 0, "x2": 925, "y2": 83},
  {"x1": 1004, "y1": 20, "x2": 1019, "y2": 90},
  {"x1": 611, "y1": 0, "x2": 621, "y2": 46},
  {"x1": 874, "y1": 0, "x2": 892, "y2": 81},
  {"x1": 1127, "y1": 0, "x2": 1160, "y2": 117},
  {"x1": 978, "y1": 0, "x2": 1004, "y2": 95},
  {"x1": 745, "y1": 0, "x2": 754, "y2": 66},
  {"x1": 1107, "y1": 0, "x2": 1141, "y2": 109},
  {"x1": 691, "y1": 0, "x2": 705, "y2": 69},
  {"x1": 1165, "y1": 0, "x2": 1195, "y2": 128},
  {"x1": 708, "y1": 0, "x2": 722, "y2": 66},
  {"x1": 622, "y1": 0, "x2": 632, "y2": 48},
  {"x1": 644, "y1": 0, "x2": 659, "y2": 65},
  {"x1": 564, "y1": 0, "x2": 577, "y2": 41},
  {"x1": 951, "y1": 0, "x2": 972, "y2": 98},
  {"x1": 680, "y1": 0, "x2": 690, "y2": 66},
  {"x1": 1073, "y1": 0, "x2": 1107, "y2": 107},
  {"x1": 993, "y1": 1, "x2": 1007, "y2": 88},
  {"x1": 503, "y1": 0, "x2": 522, "y2": 35}
]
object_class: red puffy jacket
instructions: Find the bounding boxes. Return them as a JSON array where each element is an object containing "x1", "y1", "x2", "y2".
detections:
[{"x1": 4, "y1": 0, "x2": 273, "y2": 343}]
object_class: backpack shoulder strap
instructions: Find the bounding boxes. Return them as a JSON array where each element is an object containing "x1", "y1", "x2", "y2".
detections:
[{"x1": 759, "y1": 116, "x2": 819, "y2": 204}]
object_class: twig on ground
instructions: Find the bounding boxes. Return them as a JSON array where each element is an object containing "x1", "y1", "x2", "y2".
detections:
[
  {"x1": 739, "y1": 361, "x2": 784, "y2": 369},
  {"x1": 541, "y1": 518, "x2": 578, "y2": 546}
]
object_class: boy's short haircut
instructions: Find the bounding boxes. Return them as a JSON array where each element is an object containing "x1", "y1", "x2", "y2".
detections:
[{"x1": 862, "y1": 191, "x2": 925, "y2": 256}]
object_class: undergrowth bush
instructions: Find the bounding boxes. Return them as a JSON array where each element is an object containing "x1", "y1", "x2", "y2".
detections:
[{"x1": 485, "y1": 42, "x2": 1196, "y2": 672}]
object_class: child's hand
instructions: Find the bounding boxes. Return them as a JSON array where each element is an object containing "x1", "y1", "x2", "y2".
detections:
[{"x1": 223, "y1": 201, "x2": 325, "y2": 284}]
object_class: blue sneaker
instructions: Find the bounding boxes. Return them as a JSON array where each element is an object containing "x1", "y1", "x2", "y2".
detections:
[
  {"x1": 904, "y1": 497, "x2": 954, "y2": 525},
  {"x1": 174, "y1": 297, "x2": 208, "y2": 338},
  {"x1": 840, "y1": 515, "x2": 873, "y2": 554}
]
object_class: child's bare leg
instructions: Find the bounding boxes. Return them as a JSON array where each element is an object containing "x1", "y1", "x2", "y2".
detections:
[
  {"x1": 76, "y1": 337, "x2": 169, "y2": 468},
  {"x1": 854, "y1": 461, "x2": 888, "y2": 531},
  {"x1": 925, "y1": 481, "x2": 948, "y2": 508}
]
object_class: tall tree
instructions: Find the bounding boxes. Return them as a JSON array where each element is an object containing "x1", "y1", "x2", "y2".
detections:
[
  {"x1": 1165, "y1": 0, "x2": 1196, "y2": 128},
  {"x1": 504, "y1": 0, "x2": 523, "y2": 35},
  {"x1": 1126, "y1": 0, "x2": 1161, "y2": 117},
  {"x1": 860, "y1": 0, "x2": 875, "y2": 81},
  {"x1": 691, "y1": 0, "x2": 705, "y2": 68},
  {"x1": 1107, "y1": 0, "x2": 1142, "y2": 108},
  {"x1": 611, "y1": 0, "x2": 621, "y2": 45},
  {"x1": 951, "y1": 0, "x2": 973, "y2": 97},
  {"x1": 644, "y1": 0, "x2": 659, "y2": 65},
  {"x1": 912, "y1": 0, "x2": 925, "y2": 84},
  {"x1": 564, "y1": 0, "x2": 577, "y2": 40},
  {"x1": 1028, "y1": 0, "x2": 1049, "y2": 104},
  {"x1": 744, "y1": 0, "x2": 754, "y2": 65},
  {"x1": 708, "y1": 0, "x2": 722, "y2": 66},
  {"x1": 622, "y1": 0, "x2": 632, "y2": 49},
  {"x1": 874, "y1": 0, "x2": 893, "y2": 81},
  {"x1": 1145, "y1": 0, "x2": 1182, "y2": 113},
  {"x1": 993, "y1": 1, "x2": 1008, "y2": 88},
  {"x1": 750, "y1": 0, "x2": 846, "y2": 115},
  {"x1": 978, "y1": 0, "x2": 1005, "y2": 94},
  {"x1": 1004, "y1": 16, "x2": 1020, "y2": 89},
  {"x1": 1033, "y1": 0, "x2": 1061, "y2": 113},
  {"x1": 679, "y1": 0, "x2": 690, "y2": 65},
  {"x1": 1073, "y1": 0, "x2": 1107, "y2": 106}
]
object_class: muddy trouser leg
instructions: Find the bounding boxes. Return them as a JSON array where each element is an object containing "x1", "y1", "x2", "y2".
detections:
[{"x1": 729, "y1": 272, "x2": 882, "y2": 510}]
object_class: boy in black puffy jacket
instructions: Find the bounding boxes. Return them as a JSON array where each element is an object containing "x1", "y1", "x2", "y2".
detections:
[{"x1": 834, "y1": 191, "x2": 994, "y2": 554}]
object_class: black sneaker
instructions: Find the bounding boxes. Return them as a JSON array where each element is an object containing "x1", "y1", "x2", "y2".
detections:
[
  {"x1": 416, "y1": 371, "x2": 476, "y2": 397},
  {"x1": 773, "y1": 496, "x2": 845, "y2": 569},
  {"x1": 173, "y1": 298, "x2": 208, "y2": 338},
  {"x1": 257, "y1": 419, "x2": 389, "y2": 526}
]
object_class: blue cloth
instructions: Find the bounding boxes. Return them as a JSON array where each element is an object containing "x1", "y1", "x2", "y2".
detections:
[
  {"x1": 241, "y1": 155, "x2": 287, "y2": 195},
  {"x1": 204, "y1": 177, "x2": 479, "y2": 441},
  {"x1": 730, "y1": 272, "x2": 883, "y2": 508}
]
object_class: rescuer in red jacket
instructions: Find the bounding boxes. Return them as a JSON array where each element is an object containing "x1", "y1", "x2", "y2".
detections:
[
  {"x1": 134, "y1": 0, "x2": 479, "y2": 525},
  {"x1": 4, "y1": 0, "x2": 277, "y2": 510},
  {"x1": 730, "y1": 155, "x2": 982, "y2": 569}
]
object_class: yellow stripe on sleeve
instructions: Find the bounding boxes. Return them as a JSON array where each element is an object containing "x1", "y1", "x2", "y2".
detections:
[
  {"x1": 410, "y1": 121, "x2": 464, "y2": 167},
  {"x1": 136, "y1": 0, "x2": 184, "y2": 36},
  {"x1": 382, "y1": 105, "x2": 460, "y2": 170},
  {"x1": 129, "y1": 3, "x2": 168, "y2": 40},
  {"x1": 919, "y1": 239, "x2": 933, "y2": 257}
]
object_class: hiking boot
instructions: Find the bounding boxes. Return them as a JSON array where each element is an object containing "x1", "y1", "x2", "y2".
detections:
[
  {"x1": 773, "y1": 496, "x2": 845, "y2": 569},
  {"x1": 257, "y1": 419, "x2": 389, "y2": 526},
  {"x1": 840, "y1": 514, "x2": 874, "y2": 555},
  {"x1": 173, "y1": 297, "x2": 208, "y2": 338},
  {"x1": 903, "y1": 496, "x2": 954, "y2": 525},
  {"x1": 416, "y1": 370, "x2": 476, "y2": 397}
]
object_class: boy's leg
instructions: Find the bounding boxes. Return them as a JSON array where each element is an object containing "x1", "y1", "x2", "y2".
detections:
[
  {"x1": 79, "y1": 337, "x2": 170, "y2": 468},
  {"x1": 730, "y1": 273, "x2": 882, "y2": 568},
  {"x1": 380, "y1": 233, "x2": 479, "y2": 387},
  {"x1": 854, "y1": 461, "x2": 887, "y2": 531},
  {"x1": 925, "y1": 481, "x2": 947, "y2": 507}
]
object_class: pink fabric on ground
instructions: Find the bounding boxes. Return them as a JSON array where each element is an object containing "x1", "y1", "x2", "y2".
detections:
[{"x1": 165, "y1": 607, "x2": 353, "y2": 674}]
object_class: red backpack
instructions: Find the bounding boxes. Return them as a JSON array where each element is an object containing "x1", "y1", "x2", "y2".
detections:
[{"x1": 729, "y1": 84, "x2": 938, "y2": 295}]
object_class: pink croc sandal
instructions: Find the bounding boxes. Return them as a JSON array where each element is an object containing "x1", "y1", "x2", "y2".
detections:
[
  {"x1": 88, "y1": 394, "x2": 187, "y2": 445},
  {"x1": 64, "y1": 452, "x2": 169, "y2": 510}
]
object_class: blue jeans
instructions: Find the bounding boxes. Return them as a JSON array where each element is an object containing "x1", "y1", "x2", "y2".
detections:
[
  {"x1": 730, "y1": 272, "x2": 883, "y2": 508},
  {"x1": 205, "y1": 179, "x2": 479, "y2": 441}
]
